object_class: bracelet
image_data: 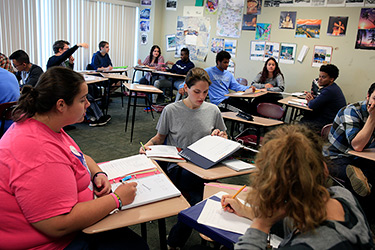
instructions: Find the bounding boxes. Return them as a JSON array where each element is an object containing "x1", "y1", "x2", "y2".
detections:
[
  {"x1": 92, "y1": 171, "x2": 107, "y2": 182},
  {"x1": 110, "y1": 193, "x2": 120, "y2": 209},
  {"x1": 113, "y1": 192, "x2": 123, "y2": 209}
]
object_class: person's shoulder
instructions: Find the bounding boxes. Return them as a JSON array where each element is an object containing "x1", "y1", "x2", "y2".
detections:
[
  {"x1": 202, "y1": 101, "x2": 220, "y2": 111},
  {"x1": 31, "y1": 64, "x2": 43, "y2": 72}
]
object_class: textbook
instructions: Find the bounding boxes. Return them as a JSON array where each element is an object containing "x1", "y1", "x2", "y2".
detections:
[
  {"x1": 178, "y1": 135, "x2": 242, "y2": 169},
  {"x1": 221, "y1": 159, "x2": 256, "y2": 171},
  {"x1": 145, "y1": 145, "x2": 186, "y2": 163}
]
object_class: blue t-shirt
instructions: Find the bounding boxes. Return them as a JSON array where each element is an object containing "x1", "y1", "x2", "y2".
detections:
[
  {"x1": 90, "y1": 51, "x2": 113, "y2": 70},
  {"x1": 0, "y1": 68, "x2": 20, "y2": 131}
]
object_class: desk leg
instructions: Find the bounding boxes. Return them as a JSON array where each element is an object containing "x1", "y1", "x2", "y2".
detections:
[
  {"x1": 158, "y1": 218, "x2": 168, "y2": 250},
  {"x1": 104, "y1": 79, "x2": 111, "y2": 116},
  {"x1": 125, "y1": 91, "x2": 132, "y2": 132},
  {"x1": 290, "y1": 107, "x2": 296, "y2": 124},
  {"x1": 132, "y1": 69, "x2": 138, "y2": 83},
  {"x1": 130, "y1": 93, "x2": 138, "y2": 142},
  {"x1": 141, "y1": 222, "x2": 147, "y2": 241},
  {"x1": 230, "y1": 120, "x2": 235, "y2": 139}
]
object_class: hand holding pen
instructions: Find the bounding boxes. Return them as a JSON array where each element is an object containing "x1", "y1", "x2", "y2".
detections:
[{"x1": 139, "y1": 141, "x2": 150, "y2": 154}]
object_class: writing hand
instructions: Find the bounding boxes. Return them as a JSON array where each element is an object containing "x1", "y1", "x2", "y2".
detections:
[
  {"x1": 93, "y1": 175, "x2": 111, "y2": 197},
  {"x1": 115, "y1": 182, "x2": 138, "y2": 205},
  {"x1": 139, "y1": 145, "x2": 151, "y2": 154}
]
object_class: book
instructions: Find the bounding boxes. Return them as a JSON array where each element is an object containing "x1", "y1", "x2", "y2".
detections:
[
  {"x1": 179, "y1": 135, "x2": 242, "y2": 169},
  {"x1": 145, "y1": 145, "x2": 186, "y2": 163},
  {"x1": 221, "y1": 159, "x2": 256, "y2": 171},
  {"x1": 287, "y1": 98, "x2": 308, "y2": 107}
]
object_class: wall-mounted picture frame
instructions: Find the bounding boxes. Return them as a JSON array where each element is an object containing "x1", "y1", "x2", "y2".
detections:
[{"x1": 166, "y1": 34, "x2": 176, "y2": 51}]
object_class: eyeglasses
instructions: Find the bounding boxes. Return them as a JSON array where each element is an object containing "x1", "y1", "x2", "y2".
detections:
[{"x1": 12, "y1": 63, "x2": 24, "y2": 68}]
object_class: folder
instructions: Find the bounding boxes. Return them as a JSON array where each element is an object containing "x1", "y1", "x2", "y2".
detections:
[{"x1": 178, "y1": 135, "x2": 242, "y2": 169}]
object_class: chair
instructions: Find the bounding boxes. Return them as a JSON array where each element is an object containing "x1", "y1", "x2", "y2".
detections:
[
  {"x1": 321, "y1": 123, "x2": 333, "y2": 141},
  {"x1": 0, "y1": 101, "x2": 17, "y2": 138},
  {"x1": 86, "y1": 64, "x2": 94, "y2": 70},
  {"x1": 236, "y1": 77, "x2": 248, "y2": 86}
]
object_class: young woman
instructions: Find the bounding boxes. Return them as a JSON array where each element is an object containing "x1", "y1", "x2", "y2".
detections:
[
  {"x1": 137, "y1": 45, "x2": 166, "y2": 85},
  {"x1": 0, "y1": 67, "x2": 148, "y2": 250},
  {"x1": 221, "y1": 125, "x2": 373, "y2": 249},
  {"x1": 140, "y1": 67, "x2": 227, "y2": 249},
  {"x1": 251, "y1": 57, "x2": 284, "y2": 92}
]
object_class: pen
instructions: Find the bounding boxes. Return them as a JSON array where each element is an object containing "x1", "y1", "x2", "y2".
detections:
[
  {"x1": 121, "y1": 175, "x2": 132, "y2": 182},
  {"x1": 223, "y1": 184, "x2": 247, "y2": 208},
  {"x1": 140, "y1": 142, "x2": 146, "y2": 151}
]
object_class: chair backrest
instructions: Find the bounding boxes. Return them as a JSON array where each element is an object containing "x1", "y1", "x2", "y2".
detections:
[
  {"x1": 86, "y1": 64, "x2": 94, "y2": 70},
  {"x1": 321, "y1": 123, "x2": 333, "y2": 141},
  {"x1": 257, "y1": 102, "x2": 285, "y2": 120},
  {"x1": 236, "y1": 77, "x2": 248, "y2": 86},
  {"x1": 0, "y1": 101, "x2": 18, "y2": 137}
]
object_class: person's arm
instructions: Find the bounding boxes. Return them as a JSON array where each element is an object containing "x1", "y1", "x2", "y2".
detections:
[
  {"x1": 139, "y1": 133, "x2": 167, "y2": 154},
  {"x1": 307, "y1": 87, "x2": 330, "y2": 110},
  {"x1": 251, "y1": 73, "x2": 265, "y2": 89},
  {"x1": 229, "y1": 74, "x2": 249, "y2": 92},
  {"x1": 156, "y1": 56, "x2": 165, "y2": 71},
  {"x1": 84, "y1": 154, "x2": 111, "y2": 197},
  {"x1": 14, "y1": 71, "x2": 22, "y2": 82},
  {"x1": 266, "y1": 74, "x2": 284, "y2": 92},
  {"x1": 26, "y1": 66, "x2": 43, "y2": 87},
  {"x1": 221, "y1": 194, "x2": 254, "y2": 219},
  {"x1": 351, "y1": 104, "x2": 375, "y2": 151}
]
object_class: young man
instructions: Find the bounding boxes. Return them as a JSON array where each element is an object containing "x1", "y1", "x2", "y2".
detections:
[
  {"x1": 301, "y1": 64, "x2": 346, "y2": 132},
  {"x1": 327, "y1": 82, "x2": 375, "y2": 223},
  {"x1": 90, "y1": 41, "x2": 113, "y2": 71},
  {"x1": 9, "y1": 50, "x2": 43, "y2": 87},
  {"x1": 205, "y1": 51, "x2": 252, "y2": 113},
  {"x1": 46, "y1": 40, "x2": 88, "y2": 69},
  {"x1": 152, "y1": 48, "x2": 195, "y2": 103}
]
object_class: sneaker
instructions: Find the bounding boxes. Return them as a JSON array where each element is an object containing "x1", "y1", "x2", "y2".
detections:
[
  {"x1": 144, "y1": 107, "x2": 151, "y2": 112},
  {"x1": 89, "y1": 115, "x2": 111, "y2": 127},
  {"x1": 346, "y1": 165, "x2": 372, "y2": 197}
]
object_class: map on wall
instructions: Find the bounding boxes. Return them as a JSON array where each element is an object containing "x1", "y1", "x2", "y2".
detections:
[
  {"x1": 175, "y1": 16, "x2": 211, "y2": 61},
  {"x1": 216, "y1": 0, "x2": 244, "y2": 38}
]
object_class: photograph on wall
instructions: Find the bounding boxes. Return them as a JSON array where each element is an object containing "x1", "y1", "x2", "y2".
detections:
[
  {"x1": 224, "y1": 39, "x2": 237, "y2": 57},
  {"x1": 242, "y1": 14, "x2": 257, "y2": 31},
  {"x1": 346, "y1": 0, "x2": 365, "y2": 6},
  {"x1": 327, "y1": 0, "x2": 346, "y2": 6},
  {"x1": 255, "y1": 23, "x2": 271, "y2": 40},
  {"x1": 141, "y1": 0, "x2": 152, "y2": 6},
  {"x1": 365, "y1": 0, "x2": 375, "y2": 6},
  {"x1": 295, "y1": 19, "x2": 321, "y2": 38},
  {"x1": 250, "y1": 40, "x2": 265, "y2": 61},
  {"x1": 166, "y1": 0, "x2": 177, "y2": 10},
  {"x1": 205, "y1": 0, "x2": 219, "y2": 14},
  {"x1": 211, "y1": 38, "x2": 224, "y2": 53},
  {"x1": 279, "y1": 43, "x2": 296, "y2": 64},
  {"x1": 216, "y1": 0, "x2": 245, "y2": 38},
  {"x1": 279, "y1": 0, "x2": 294, "y2": 7},
  {"x1": 294, "y1": 0, "x2": 311, "y2": 6},
  {"x1": 140, "y1": 8, "x2": 150, "y2": 19},
  {"x1": 166, "y1": 34, "x2": 177, "y2": 51},
  {"x1": 312, "y1": 45, "x2": 333, "y2": 67},
  {"x1": 311, "y1": 0, "x2": 326, "y2": 6},
  {"x1": 279, "y1": 11, "x2": 296, "y2": 29},
  {"x1": 327, "y1": 16, "x2": 348, "y2": 36},
  {"x1": 140, "y1": 20, "x2": 150, "y2": 32},
  {"x1": 264, "y1": 42, "x2": 280, "y2": 61},
  {"x1": 356, "y1": 8, "x2": 375, "y2": 49},
  {"x1": 264, "y1": 0, "x2": 280, "y2": 7},
  {"x1": 247, "y1": 0, "x2": 262, "y2": 15},
  {"x1": 141, "y1": 33, "x2": 148, "y2": 45}
]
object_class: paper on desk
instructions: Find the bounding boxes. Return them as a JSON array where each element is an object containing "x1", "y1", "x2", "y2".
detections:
[
  {"x1": 84, "y1": 75, "x2": 96, "y2": 81},
  {"x1": 197, "y1": 198, "x2": 252, "y2": 235},
  {"x1": 99, "y1": 155, "x2": 156, "y2": 180},
  {"x1": 146, "y1": 145, "x2": 181, "y2": 158},
  {"x1": 135, "y1": 85, "x2": 156, "y2": 90}
]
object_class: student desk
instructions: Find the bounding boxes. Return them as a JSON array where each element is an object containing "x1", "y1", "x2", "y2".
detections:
[
  {"x1": 132, "y1": 66, "x2": 155, "y2": 83},
  {"x1": 348, "y1": 148, "x2": 375, "y2": 161},
  {"x1": 278, "y1": 96, "x2": 312, "y2": 123},
  {"x1": 221, "y1": 111, "x2": 284, "y2": 146},
  {"x1": 83, "y1": 161, "x2": 190, "y2": 250},
  {"x1": 84, "y1": 75, "x2": 109, "y2": 84},
  {"x1": 123, "y1": 83, "x2": 163, "y2": 142},
  {"x1": 224, "y1": 91, "x2": 267, "y2": 99},
  {"x1": 83, "y1": 75, "x2": 111, "y2": 114},
  {"x1": 151, "y1": 70, "x2": 187, "y2": 100},
  {"x1": 80, "y1": 68, "x2": 131, "y2": 75}
]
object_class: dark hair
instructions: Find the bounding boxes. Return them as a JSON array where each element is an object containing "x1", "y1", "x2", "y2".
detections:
[
  {"x1": 181, "y1": 47, "x2": 189, "y2": 56},
  {"x1": 9, "y1": 50, "x2": 30, "y2": 64},
  {"x1": 185, "y1": 67, "x2": 211, "y2": 88},
  {"x1": 13, "y1": 67, "x2": 85, "y2": 122},
  {"x1": 368, "y1": 82, "x2": 375, "y2": 97},
  {"x1": 149, "y1": 45, "x2": 161, "y2": 64},
  {"x1": 216, "y1": 50, "x2": 231, "y2": 64},
  {"x1": 53, "y1": 40, "x2": 70, "y2": 54},
  {"x1": 99, "y1": 41, "x2": 109, "y2": 50},
  {"x1": 320, "y1": 64, "x2": 339, "y2": 80},
  {"x1": 259, "y1": 57, "x2": 284, "y2": 83}
]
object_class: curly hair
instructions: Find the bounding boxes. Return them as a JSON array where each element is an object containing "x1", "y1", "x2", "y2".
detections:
[
  {"x1": 247, "y1": 125, "x2": 330, "y2": 232},
  {"x1": 259, "y1": 57, "x2": 284, "y2": 83}
]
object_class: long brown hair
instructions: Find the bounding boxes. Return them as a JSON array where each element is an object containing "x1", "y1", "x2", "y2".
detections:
[{"x1": 247, "y1": 125, "x2": 330, "y2": 232}]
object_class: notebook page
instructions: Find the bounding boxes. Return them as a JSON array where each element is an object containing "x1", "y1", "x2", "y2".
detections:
[{"x1": 146, "y1": 145, "x2": 181, "y2": 158}]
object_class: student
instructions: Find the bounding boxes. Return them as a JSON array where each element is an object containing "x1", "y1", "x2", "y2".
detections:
[
  {"x1": 0, "y1": 52, "x2": 14, "y2": 72},
  {"x1": 9, "y1": 49, "x2": 44, "y2": 87},
  {"x1": 327, "y1": 82, "x2": 375, "y2": 224},
  {"x1": 140, "y1": 67, "x2": 227, "y2": 249},
  {"x1": 221, "y1": 125, "x2": 374, "y2": 249},
  {"x1": 90, "y1": 41, "x2": 113, "y2": 71},
  {"x1": 137, "y1": 45, "x2": 165, "y2": 85},
  {"x1": 152, "y1": 47, "x2": 195, "y2": 103},
  {"x1": 301, "y1": 64, "x2": 346, "y2": 132},
  {"x1": 0, "y1": 67, "x2": 148, "y2": 250},
  {"x1": 0, "y1": 67, "x2": 20, "y2": 133},
  {"x1": 46, "y1": 40, "x2": 88, "y2": 69},
  {"x1": 206, "y1": 51, "x2": 252, "y2": 113}
]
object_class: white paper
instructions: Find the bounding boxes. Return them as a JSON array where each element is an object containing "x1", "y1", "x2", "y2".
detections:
[
  {"x1": 135, "y1": 85, "x2": 156, "y2": 90},
  {"x1": 197, "y1": 198, "x2": 252, "y2": 235},
  {"x1": 84, "y1": 75, "x2": 96, "y2": 81},
  {"x1": 297, "y1": 45, "x2": 309, "y2": 63},
  {"x1": 183, "y1": 6, "x2": 203, "y2": 16},
  {"x1": 185, "y1": 35, "x2": 198, "y2": 45},
  {"x1": 98, "y1": 155, "x2": 156, "y2": 180},
  {"x1": 146, "y1": 145, "x2": 181, "y2": 159},
  {"x1": 222, "y1": 159, "x2": 256, "y2": 171}
]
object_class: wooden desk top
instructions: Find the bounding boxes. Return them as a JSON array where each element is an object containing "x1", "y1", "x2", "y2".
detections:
[
  {"x1": 348, "y1": 148, "x2": 375, "y2": 161},
  {"x1": 177, "y1": 161, "x2": 254, "y2": 180},
  {"x1": 225, "y1": 91, "x2": 267, "y2": 98},
  {"x1": 100, "y1": 73, "x2": 132, "y2": 81},
  {"x1": 278, "y1": 96, "x2": 312, "y2": 111},
  {"x1": 204, "y1": 183, "x2": 248, "y2": 200},
  {"x1": 133, "y1": 66, "x2": 155, "y2": 72},
  {"x1": 83, "y1": 75, "x2": 109, "y2": 84},
  {"x1": 79, "y1": 68, "x2": 130, "y2": 74},
  {"x1": 123, "y1": 83, "x2": 163, "y2": 94},
  {"x1": 152, "y1": 70, "x2": 186, "y2": 78},
  {"x1": 83, "y1": 161, "x2": 190, "y2": 234},
  {"x1": 221, "y1": 111, "x2": 284, "y2": 127}
]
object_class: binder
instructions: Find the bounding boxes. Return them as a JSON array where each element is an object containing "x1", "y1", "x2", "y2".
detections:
[{"x1": 178, "y1": 135, "x2": 242, "y2": 169}]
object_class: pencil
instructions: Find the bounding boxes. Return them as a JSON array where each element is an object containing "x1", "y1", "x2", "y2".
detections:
[
  {"x1": 223, "y1": 184, "x2": 246, "y2": 208},
  {"x1": 140, "y1": 142, "x2": 146, "y2": 151}
]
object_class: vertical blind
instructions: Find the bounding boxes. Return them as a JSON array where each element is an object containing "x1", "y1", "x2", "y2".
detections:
[{"x1": 0, "y1": 0, "x2": 137, "y2": 71}]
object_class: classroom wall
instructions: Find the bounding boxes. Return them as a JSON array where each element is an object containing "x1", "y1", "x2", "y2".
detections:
[{"x1": 140, "y1": 0, "x2": 375, "y2": 103}]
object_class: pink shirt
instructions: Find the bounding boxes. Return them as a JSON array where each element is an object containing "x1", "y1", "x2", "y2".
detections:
[{"x1": 0, "y1": 118, "x2": 93, "y2": 249}]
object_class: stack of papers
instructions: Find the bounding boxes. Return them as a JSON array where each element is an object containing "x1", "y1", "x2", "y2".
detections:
[
  {"x1": 288, "y1": 98, "x2": 308, "y2": 107},
  {"x1": 145, "y1": 145, "x2": 186, "y2": 162},
  {"x1": 222, "y1": 159, "x2": 256, "y2": 171}
]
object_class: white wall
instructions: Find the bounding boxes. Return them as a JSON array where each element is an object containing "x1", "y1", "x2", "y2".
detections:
[{"x1": 142, "y1": 0, "x2": 374, "y2": 103}]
